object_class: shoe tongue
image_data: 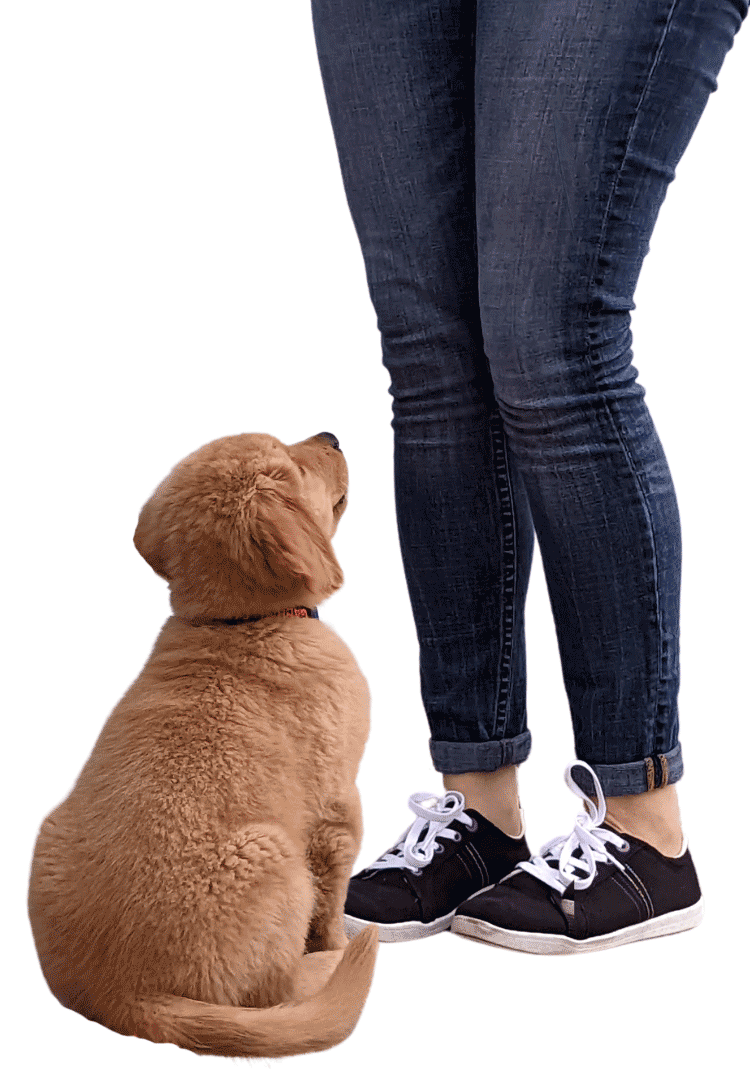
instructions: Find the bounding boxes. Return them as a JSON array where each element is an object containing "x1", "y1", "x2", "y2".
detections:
[
  {"x1": 410, "y1": 815, "x2": 447, "y2": 848},
  {"x1": 543, "y1": 828, "x2": 622, "y2": 877},
  {"x1": 387, "y1": 823, "x2": 429, "y2": 858},
  {"x1": 543, "y1": 840, "x2": 588, "y2": 874},
  {"x1": 369, "y1": 808, "x2": 456, "y2": 869}
]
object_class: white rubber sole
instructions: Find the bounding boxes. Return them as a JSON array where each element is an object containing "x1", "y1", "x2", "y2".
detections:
[
  {"x1": 450, "y1": 897, "x2": 705, "y2": 954},
  {"x1": 344, "y1": 909, "x2": 456, "y2": 942},
  {"x1": 343, "y1": 883, "x2": 496, "y2": 943}
]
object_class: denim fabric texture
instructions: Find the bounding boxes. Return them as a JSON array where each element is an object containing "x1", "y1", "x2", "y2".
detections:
[{"x1": 310, "y1": 0, "x2": 747, "y2": 794}]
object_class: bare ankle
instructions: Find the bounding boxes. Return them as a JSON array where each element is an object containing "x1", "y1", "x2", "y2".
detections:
[
  {"x1": 603, "y1": 784, "x2": 684, "y2": 857},
  {"x1": 442, "y1": 766, "x2": 523, "y2": 838}
]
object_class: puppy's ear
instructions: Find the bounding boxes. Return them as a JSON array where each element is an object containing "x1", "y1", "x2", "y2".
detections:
[
  {"x1": 133, "y1": 481, "x2": 171, "y2": 581},
  {"x1": 247, "y1": 484, "x2": 343, "y2": 603}
]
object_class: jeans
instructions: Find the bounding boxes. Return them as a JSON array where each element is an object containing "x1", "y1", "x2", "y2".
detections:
[{"x1": 309, "y1": 0, "x2": 747, "y2": 795}]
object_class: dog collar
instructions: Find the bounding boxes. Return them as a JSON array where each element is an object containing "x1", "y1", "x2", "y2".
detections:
[{"x1": 223, "y1": 606, "x2": 319, "y2": 623}]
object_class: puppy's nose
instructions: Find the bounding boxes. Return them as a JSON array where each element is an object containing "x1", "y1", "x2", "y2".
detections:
[{"x1": 317, "y1": 431, "x2": 341, "y2": 451}]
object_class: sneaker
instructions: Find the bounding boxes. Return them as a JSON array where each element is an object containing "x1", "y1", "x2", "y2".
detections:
[
  {"x1": 451, "y1": 760, "x2": 704, "y2": 954},
  {"x1": 344, "y1": 790, "x2": 531, "y2": 942}
]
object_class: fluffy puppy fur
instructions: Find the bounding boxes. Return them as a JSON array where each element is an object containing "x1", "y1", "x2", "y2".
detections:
[{"x1": 28, "y1": 431, "x2": 378, "y2": 1057}]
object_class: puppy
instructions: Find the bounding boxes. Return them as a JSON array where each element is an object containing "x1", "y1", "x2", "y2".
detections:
[{"x1": 28, "y1": 431, "x2": 378, "y2": 1057}]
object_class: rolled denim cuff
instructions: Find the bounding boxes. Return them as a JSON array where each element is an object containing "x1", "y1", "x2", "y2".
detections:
[
  {"x1": 571, "y1": 742, "x2": 683, "y2": 797},
  {"x1": 429, "y1": 730, "x2": 532, "y2": 774}
]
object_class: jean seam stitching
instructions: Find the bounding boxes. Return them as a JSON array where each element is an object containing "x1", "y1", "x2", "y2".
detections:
[
  {"x1": 488, "y1": 403, "x2": 517, "y2": 741},
  {"x1": 584, "y1": 0, "x2": 680, "y2": 756}
]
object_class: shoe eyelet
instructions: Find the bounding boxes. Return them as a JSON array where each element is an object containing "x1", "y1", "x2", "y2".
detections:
[
  {"x1": 434, "y1": 843, "x2": 445, "y2": 854},
  {"x1": 454, "y1": 833, "x2": 462, "y2": 843},
  {"x1": 617, "y1": 841, "x2": 630, "y2": 854},
  {"x1": 411, "y1": 866, "x2": 424, "y2": 877},
  {"x1": 468, "y1": 818, "x2": 478, "y2": 833}
]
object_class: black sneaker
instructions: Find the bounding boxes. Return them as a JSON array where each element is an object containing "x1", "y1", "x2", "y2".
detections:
[
  {"x1": 452, "y1": 760, "x2": 704, "y2": 954},
  {"x1": 344, "y1": 790, "x2": 531, "y2": 942}
]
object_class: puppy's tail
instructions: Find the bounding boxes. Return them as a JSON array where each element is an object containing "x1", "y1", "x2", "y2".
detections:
[{"x1": 127, "y1": 924, "x2": 378, "y2": 1058}]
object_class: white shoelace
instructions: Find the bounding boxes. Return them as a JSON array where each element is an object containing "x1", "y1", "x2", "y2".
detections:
[
  {"x1": 518, "y1": 761, "x2": 630, "y2": 893},
  {"x1": 365, "y1": 791, "x2": 475, "y2": 874}
]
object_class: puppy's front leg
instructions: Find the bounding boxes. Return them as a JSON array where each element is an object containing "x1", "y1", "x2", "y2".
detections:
[{"x1": 305, "y1": 791, "x2": 363, "y2": 952}]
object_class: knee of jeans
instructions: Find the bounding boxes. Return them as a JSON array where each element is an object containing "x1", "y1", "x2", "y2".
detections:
[
  {"x1": 376, "y1": 314, "x2": 495, "y2": 415},
  {"x1": 372, "y1": 275, "x2": 641, "y2": 416},
  {"x1": 481, "y1": 306, "x2": 642, "y2": 417}
]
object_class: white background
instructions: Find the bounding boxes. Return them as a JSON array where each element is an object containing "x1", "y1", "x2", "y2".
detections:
[{"x1": 3, "y1": 2, "x2": 748, "y2": 1066}]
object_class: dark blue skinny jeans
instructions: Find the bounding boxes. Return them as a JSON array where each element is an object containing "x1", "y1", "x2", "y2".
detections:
[{"x1": 309, "y1": 0, "x2": 747, "y2": 795}]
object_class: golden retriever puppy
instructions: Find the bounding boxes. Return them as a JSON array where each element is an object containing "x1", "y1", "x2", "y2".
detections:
[{"x1": 28, "y1": 431, "x2": 378, "y2": 1057}]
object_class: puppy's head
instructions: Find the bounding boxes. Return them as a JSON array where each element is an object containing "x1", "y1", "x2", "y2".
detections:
[{"x1": 133, "y1": 432, "x2": 348, "y2": 622}]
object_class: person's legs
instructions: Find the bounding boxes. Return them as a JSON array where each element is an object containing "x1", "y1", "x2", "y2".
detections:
[
  {"x1": 310, "y1": 0, "x2": 747, "y2": 946},
  {"x1": 311, "y1": 1, "x2": 536, "y2": 940},
  {"x1": 311, "y1": 0, "x2": 534, "y2": 792},
  {"x1": 449, "y1": 0, "x2": 746, "y2": 950},
  {"x1": 472, "y1": 0, "x2": 746, "y2": 851}
]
